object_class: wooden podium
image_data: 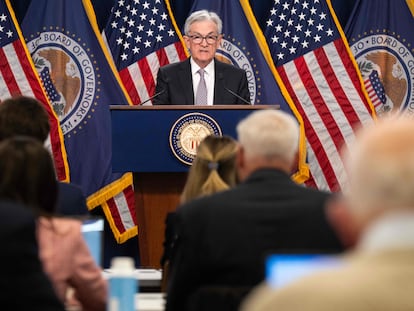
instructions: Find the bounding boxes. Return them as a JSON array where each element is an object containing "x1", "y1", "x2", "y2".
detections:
[{"x1": 110, "y1": 105, "x2": 272, "y2": 268}]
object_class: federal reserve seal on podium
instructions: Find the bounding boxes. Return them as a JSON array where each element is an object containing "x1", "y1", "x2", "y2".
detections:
[{"x1": 170, "y1": 113, "x2": 222, "y2": 165}]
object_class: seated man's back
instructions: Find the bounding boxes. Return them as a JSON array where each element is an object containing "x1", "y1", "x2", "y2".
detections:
[{"x1": 166, "y1": 110, "x2": 343, "y2": 311}]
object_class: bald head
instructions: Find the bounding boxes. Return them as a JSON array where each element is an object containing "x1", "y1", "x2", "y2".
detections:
[{"x1": 346, "y1": 115, "x2": 414, "y2": 215}]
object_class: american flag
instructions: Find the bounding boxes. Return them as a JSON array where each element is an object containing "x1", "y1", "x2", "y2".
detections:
[
  {"x1": 363, "y1": 70, "x2": 387, "y2": 113},
  {"x1": 103, "y1": 0, "x2": 187, "y2": 105},
  {"x1": 265, "y1": 0, "x2": 374, "y2": 192},
  {"x1": 0, "y1": 0, "x2": 68, "y2": 181}
]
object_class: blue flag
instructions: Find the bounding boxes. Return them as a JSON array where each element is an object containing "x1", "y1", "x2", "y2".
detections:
[
  {"x1": 21, "y1": 0, "x2": 137, "y2": 243},
  {"x1": 187, "y1": 0, "x2": 309, "y2": 182},
  {"x1": 346, "y1": 0, "x2": 414, "y2": 116}
]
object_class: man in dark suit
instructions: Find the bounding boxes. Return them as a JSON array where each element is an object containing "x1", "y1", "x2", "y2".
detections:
[
  {"x1": 0, "y1": 200, "x2": 65, "y2": 310},
  {"x1": 166, "y1": 109, "x2": 344, "y2": 311},
  {"x1": 153, "y1": 10, "x2": 250, "y2": 105},
  {"x1": 240, "y1": 115, "x2": 414, "y2": 311}
]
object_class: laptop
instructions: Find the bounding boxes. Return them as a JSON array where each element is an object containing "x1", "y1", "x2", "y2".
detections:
[
  {"x1": 81, "y1": 217, "x2": 104, "y2": 267},
  {"x1": 265, "y1": 253, "x2": 343, "y2": 289}
]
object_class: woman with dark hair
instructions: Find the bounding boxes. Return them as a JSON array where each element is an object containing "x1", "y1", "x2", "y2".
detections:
[
  {"x1": 0, "y1": 136, "x2": 107, "y2": 311},
  {"x1": 0, "y1": 136, "x2": 57, "y2": 214}
]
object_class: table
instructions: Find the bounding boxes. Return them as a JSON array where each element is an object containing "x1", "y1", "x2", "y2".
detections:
[
  {"x1": 103, "y1": 268, "x2": 162, "y2": 291},
  {"x1": 136, "y1": 293, "x2": 165, "y2": 311}
]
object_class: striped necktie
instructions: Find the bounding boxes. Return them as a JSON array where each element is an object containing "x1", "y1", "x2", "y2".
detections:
[{"x1": 195, "y1": 68, "x2": 207, "y2": 105}]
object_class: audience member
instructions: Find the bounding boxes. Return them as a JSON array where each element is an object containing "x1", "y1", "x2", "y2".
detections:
[
  {"x1": 0, "y1": 95, "x2": 139, "y2": 268},
  {"x1": 153, "y1": 10, "x2": 250, "y2": 105},
  {"x1": 0, "y1": 199, "x2": 65, "y2": 310},
  {"x1": 165, "y1": 109, "x2": 343, "y2": 311},
  {"x1": 0, "y1": 136, "x2": 107, "y2": 311},
  {"x1": 180, "y1": 134, "x2": 239, "y2": 204},
  {"x1": 0, "y1": 95, "x2": 88, "y2": 216},
  {"x1": 240, "y1": 115, "x2": 414, "y2": 311},
  {"x1": 160, "y1": 135, "x2": 238, "y2": 289}
]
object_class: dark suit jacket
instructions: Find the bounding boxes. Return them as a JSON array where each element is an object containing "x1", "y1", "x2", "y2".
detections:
[
  {"x1": 161, "y1": 211, "x2": 177, "y2": 266},
  {"x1": 166, "y1": 169, "x2": 344, "y2": 311},
  {"x1": 153, "y1": 58, "x2": 250, "y2": 105},
  {"x1": 0, "y1": 200, "x2": 65, "y2": 310},
  {"x1": 57, "y1": 182, "x2": 89, "y2": 216}
]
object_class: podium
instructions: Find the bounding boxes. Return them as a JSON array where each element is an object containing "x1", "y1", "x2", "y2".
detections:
[{"x1": 110, "y1": 105, "x2": 273, "y2": 268}]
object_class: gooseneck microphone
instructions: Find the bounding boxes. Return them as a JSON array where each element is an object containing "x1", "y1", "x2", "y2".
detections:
[
  {"x1": 137, "y1": 89, "x2": 165, "y2": 106},
  {"x1": 223, "y1": 86, "x2": 251, "y2": 105},
  {"x1": 218, "y1": 73, "x2": 251, "y2": 105}
]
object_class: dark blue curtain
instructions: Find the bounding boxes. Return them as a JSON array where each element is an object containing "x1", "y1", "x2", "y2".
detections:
[{"x1": 11, "y1": 0, "x2": 356, "y2": 31}]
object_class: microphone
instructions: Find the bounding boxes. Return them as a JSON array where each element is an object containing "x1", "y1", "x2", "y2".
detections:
[
  {"x1": 137, "y1": 89, "x2": 165, "y2": 106},
  {"x1": 224, "y1": 86, "x2": 251, "y2": 105},
  {"x1": 218, "y1": 73, "x2": 251, "y2": 105}
]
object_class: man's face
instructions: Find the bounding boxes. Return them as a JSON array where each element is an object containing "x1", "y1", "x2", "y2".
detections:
[{"x1": 184, "y1": 20, "x2": 221, "y2": 68}]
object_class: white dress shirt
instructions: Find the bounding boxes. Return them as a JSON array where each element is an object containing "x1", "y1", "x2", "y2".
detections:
[{"x1": 190, "y1": 58, "x2": 215, "y2": 106}]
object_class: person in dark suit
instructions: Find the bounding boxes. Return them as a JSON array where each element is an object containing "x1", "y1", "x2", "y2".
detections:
[
  {"x1": 0, "y1": 96, "x2": 89, "y2": 217},
  {"x1": 57, "y1": 182, "x2": 88, "y2": 216},
  {"x1": 166, "y1": 109, "x2": 344, "y2": 311},
  {"x1": 240, "y1": 115, "x2": 414, "y2": 311},
  {"x1": 0, "y1": 200, "x2": 65, "y2": 310},
  {"x1": 153, "y1": 10, "x2": 250, "y2": 105},
  {"x1": 160, "y1": 135, "x2": 238, "y2": 290}
]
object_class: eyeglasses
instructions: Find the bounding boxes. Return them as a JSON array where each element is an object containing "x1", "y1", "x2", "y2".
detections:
[{"x1": 188, "y1": 34, "x2": 219, "y2": 45}]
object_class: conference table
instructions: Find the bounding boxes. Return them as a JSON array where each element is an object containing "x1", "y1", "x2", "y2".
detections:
[
  {"x1": 136, "y1": 293, "x2": 165, "y2": 311},
  {"x1": 113, "y1": 269, "x2": 164, "y2": 310},
  {"x1": 103, "y1": 268, "x2": 162, "y2": 291},
  {"x1": 65, "y1": 293, "x2": 164, "y2": 311},
  {"x1": 67, "y1": 269, "x2": 164, "y2": 311}
]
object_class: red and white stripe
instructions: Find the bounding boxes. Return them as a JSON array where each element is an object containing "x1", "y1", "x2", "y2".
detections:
[
  {"x1": 364, "y1": 77, "x2": 382, "y2": 109},
  {"x1": 277, "y1": 39, "x2": 374, "y2": 192},
  {"x1": 1, "y1": 40, "x2": 38, "y2": 96},
  {"x1": 104, "y1": 182, "x2": 137, "y2": 243},
  {"x1": 0, "y1": 39, "x2": 68, "y2": 181}
]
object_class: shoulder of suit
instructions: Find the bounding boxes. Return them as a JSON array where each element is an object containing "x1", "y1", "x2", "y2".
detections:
[
  {"x1": 176, "y1": 193, "x2": 218, "y2": 215},
  {"x1": 215, "y1": 58, "x2": 245, "y2": 74},
  {"x1": 160, "y1": 58, "x2": 189, "y2": 72},
  {"x1": 177, "y1": 188, "x2": 238, "y2": 216},
  {"x1": 59, "y1": 181, "x2": 83, "y2": 193}
]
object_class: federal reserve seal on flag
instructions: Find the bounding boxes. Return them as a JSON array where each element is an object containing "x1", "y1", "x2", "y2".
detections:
[
  {"x1": 25, "y1": 30, "x2": 99, "y2": 137},
  {"x1": 217, "y1": 35, "x2": 258, "y2": 104},
  {"x1": 350, "y1": 32, "x2": 414, "y2": 115},
  {"x1": 170, "y1": 113, "x2": 222, "y2": 165}
]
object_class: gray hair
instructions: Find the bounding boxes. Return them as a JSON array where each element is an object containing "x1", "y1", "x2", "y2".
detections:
[
  {"x1": 345, "y1": 115, "x2": 414, "y2": 213},
  {"x1": 184, "y1": 10, "x2": 222, "y2": 35},
  {"x1": 236, "y1": 109, "x2": 299, "y2": 164}
]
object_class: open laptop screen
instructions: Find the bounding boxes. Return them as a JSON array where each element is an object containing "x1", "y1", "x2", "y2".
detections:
[
  {"x1": 265, "y1": 254, "x2": 343, "y2": 289},
  {"x1": 81, "y1": 217, "x2": 104, "y2": 267}
]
